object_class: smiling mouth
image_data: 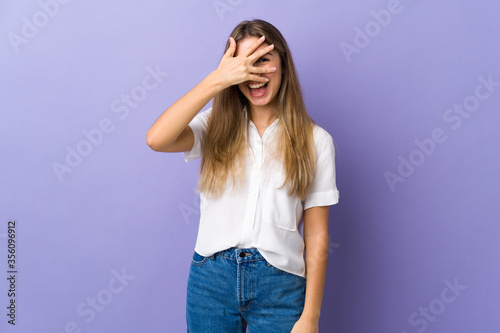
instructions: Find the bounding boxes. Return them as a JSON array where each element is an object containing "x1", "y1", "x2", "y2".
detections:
[{"x1": 248, "y1": 82, "x2": 268, "y2": 97}]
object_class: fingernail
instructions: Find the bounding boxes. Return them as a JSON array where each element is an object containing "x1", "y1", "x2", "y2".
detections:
[
  {"x1": 260, "y1": 36, "x2": 265, "y2": 40},
  {"x1": 269, "y1": 44, "x2": 274, "y2": 49}
]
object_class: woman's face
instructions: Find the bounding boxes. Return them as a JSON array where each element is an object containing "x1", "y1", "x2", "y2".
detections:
[{"x1": 235, "y1": 36, "x2": 282, "y2": 110}]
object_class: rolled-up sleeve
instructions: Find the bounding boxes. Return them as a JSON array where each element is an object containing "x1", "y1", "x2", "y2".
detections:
[
  {"x1": 303, "y1": 129, "x2": 340, "y2": 210},
  {"x1": 184, "y1": 107, "x2": 212, "y2": 163}
]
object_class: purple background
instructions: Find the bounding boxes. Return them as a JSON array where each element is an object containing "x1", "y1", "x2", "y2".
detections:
[{"x1": 1, "y1": 1, "x2": 499, "y2": 332}]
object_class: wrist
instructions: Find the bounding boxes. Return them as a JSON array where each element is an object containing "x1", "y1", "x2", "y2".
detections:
[
  {"x1": 301, "y1": 310, "x2": 320, "y2": 322},
  {"x1": 205, "y1": 69, "x2": 228, "y2": 93}
]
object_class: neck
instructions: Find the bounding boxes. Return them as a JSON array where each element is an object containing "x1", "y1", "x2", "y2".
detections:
[{"x1": 248, "y1": 102, "x2": 279, "y2": 127}]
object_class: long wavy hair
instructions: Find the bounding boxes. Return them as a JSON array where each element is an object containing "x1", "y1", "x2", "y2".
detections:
[{"x1": 197, "y1": 19, "x2": 316, "y2": 200}]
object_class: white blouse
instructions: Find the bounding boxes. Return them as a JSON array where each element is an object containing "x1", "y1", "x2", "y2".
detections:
[{"x1": 184, "y1": 107, "x2": 339, "y2": 278}]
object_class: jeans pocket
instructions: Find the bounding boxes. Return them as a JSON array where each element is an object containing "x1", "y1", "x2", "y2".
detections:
[
  {"x1": 266, "y1": 260, "x2": 294, "y2": 276},
  {"x1": 191, "y1": 251, "x2": 209, "y2": 266}
]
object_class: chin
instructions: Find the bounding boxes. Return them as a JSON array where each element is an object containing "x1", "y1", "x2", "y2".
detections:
[{"x1": 250, "y1": 98, "x2": 271, "y2": 106}]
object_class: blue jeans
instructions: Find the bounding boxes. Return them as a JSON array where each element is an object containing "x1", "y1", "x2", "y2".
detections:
[{"x1": 186, "y1": 247, "x2": 306, "y2": 332}]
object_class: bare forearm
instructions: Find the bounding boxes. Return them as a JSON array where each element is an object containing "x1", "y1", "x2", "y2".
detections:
[
  {"x1": 146, "y1": 71, "x2": 224, "y2": 150},
  {"x1": 302, "y1": 232, "x2": 329, "y2": 321}
]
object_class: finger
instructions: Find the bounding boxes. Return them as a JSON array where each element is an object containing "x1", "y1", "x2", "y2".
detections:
[
  {"x1": 223, "y1": 37, "x2": 236, "y2": 59},
  {"x1": 241, "y1": 35, "x2": 266, "y2": 57},
  {"x1": 247, "y1": 75, "x2": 269, "y2": 83},
  {"x1": 250, "y1": 66, "x2": 277, "y2": 74},
  {"x1": 248, "y1": 43, "x2": 274, "y2": 62}
]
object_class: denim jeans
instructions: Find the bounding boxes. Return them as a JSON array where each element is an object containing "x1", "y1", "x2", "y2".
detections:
[{"x1": 186, "y1": 247, "x2": 306, "y2": 333}]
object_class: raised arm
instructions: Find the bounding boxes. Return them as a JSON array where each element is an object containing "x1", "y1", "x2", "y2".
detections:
[{"x1": 146, "y1": 35, "x2": 275, "y2": 152}]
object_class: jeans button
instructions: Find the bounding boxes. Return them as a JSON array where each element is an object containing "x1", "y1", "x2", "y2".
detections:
[{"x1": 239, "y1": 252, "x2": 246, "y2": 258}]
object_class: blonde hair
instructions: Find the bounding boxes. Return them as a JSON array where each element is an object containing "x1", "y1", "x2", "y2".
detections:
[{"x1": 198, "y1": 19, "x2": 316, "y2": 200}]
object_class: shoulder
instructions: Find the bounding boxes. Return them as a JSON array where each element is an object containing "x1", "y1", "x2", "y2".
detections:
[
  {"x1": 190, "y1": 107, "x2": 212, "y2": 128},
  {"x1": 199, "y1": 106, "x2": 213, "y2": 120},
  {"x1": 311, "y1": 123, "x2": 334, "y2": 151}
]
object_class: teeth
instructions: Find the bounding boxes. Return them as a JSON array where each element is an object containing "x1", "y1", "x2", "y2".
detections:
[{"x1": 249, "y1": 82, "x2": 267, "y2": 89}]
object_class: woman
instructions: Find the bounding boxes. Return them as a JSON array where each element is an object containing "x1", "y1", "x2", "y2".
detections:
[{"x1": 147, "y1": 19, "x2": 339, "y2": 333}]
